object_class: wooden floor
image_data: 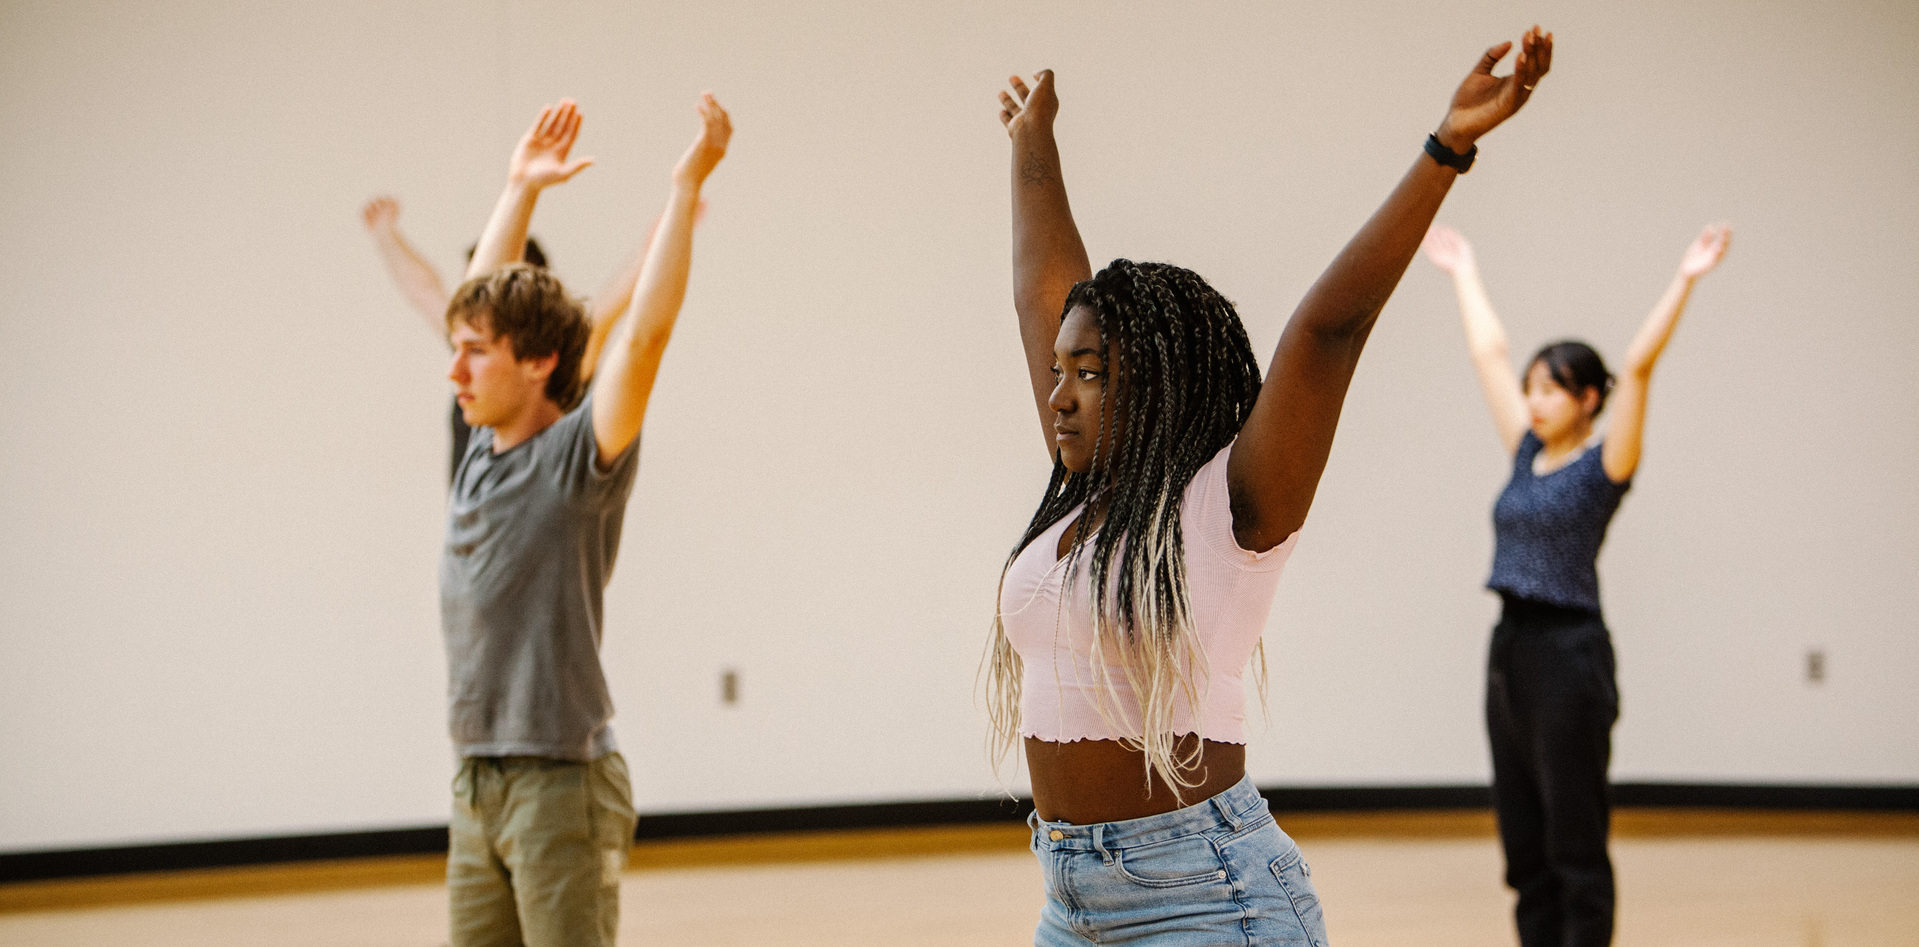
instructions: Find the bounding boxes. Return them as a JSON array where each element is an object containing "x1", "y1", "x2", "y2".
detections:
[{"x1": 3, "y1": 811, "x2": 1916, "y2": 946}]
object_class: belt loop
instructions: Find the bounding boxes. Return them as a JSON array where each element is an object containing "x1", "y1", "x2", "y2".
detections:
[
  {"x1": 1091, "y1": 824, "x2": 1112, "y2": 864},
  {"x1": 1211, "y1": 791, "x2": 1243, "y2": 831}
]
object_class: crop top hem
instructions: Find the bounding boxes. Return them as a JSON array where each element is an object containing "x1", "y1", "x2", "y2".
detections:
[{"x1": 1017, "y1": 729, "x2": 1249, "y2": 747}]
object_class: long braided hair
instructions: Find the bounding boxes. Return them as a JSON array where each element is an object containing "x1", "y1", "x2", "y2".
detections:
[{"x1": 986, "y1": 259, "x2": 1264, "y2": 798}]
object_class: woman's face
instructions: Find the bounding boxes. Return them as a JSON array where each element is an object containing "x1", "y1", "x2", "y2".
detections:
[
  {"x1": 1523, "y1": 359, "x2": 1598, "y2": 443},
  {"x1": 1049, "y1": 304, "x2": 1123, "y2": 474}
]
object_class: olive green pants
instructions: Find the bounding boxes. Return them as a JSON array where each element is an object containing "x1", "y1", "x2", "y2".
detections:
[{"x1": 449, "y1": 753, "x2": 636, "y2": 947}]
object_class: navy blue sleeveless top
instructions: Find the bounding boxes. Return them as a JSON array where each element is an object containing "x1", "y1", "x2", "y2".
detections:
[{"x1": 1487, "y1": 431, "x2": 1631, "y2": 612}]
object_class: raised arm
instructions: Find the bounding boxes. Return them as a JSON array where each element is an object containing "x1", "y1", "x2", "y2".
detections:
[
  {"x1": 590, "y1": 94, "x2": 731, "y2": 465},
  {"x1": 1602, "y1": 223, "x2": 1730, "y2": 482},
  {"x1": 361, "y1": 196, "x2": 451, "y2": 335},
  {"x1": 579, "y1": 203, "x2": 706, "y2": 383},
  {"x1": 1227, "y1": 27, "x2": 1553, "y2": 551},
  {"x1": 1000, "y1": 70, "x2": 1093, "y2": 453},
  {"x1": 1423, "y1": 224, "x2": 1528, "y2": 453},
  {"x1": 580, "y1": 223, "x2": 656, "y2": 385},
  {"x1": 465, "y1": 99, "x2": 594, "y2": 282}
]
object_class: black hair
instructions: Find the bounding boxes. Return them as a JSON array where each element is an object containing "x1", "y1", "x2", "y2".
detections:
[
  {"x1": 462, "y1": 237, "x2": 548, "y2": 269},
  {"x1": 1526, "y1": 340, "x2": 1615, "y2": 417},
  {"x1": 988, "y1": 258, "x2": 1263, "y2": 794}
]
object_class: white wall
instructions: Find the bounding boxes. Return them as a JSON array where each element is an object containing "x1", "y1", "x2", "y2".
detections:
[{"x1": 2, "y1": 0, "x2": 1914, "y2": 853}]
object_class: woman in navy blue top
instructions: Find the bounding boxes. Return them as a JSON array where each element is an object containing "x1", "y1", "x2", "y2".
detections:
[{"x1": 1422, "y1": 222, "x2": 1731, "y2": 947}]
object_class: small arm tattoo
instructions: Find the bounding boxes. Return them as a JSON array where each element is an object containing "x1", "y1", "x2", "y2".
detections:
[{"x1": 1020, "y1": 150, "x2": 1055, "y2": 187}]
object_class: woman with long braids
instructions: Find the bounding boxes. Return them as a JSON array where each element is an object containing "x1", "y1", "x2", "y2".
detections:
[
  {"x1": 991, "y1": 27, "x2": 1553, "y2": 945},
  {"x1": 1420, "y1": 221, "x2": 1731, "y2": 947}
]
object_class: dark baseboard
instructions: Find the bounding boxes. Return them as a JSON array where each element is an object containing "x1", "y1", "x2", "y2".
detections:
[
  {"x1": 0, "y1": 827, "x2": 451, "y2": 886},
  {"x1": 635, "y1": 795, "x2": 1033, "y2": 840},
  {"x1": 4, "y1": 782, "x2": 1911, "y2": 884},
  {"x1": 1261, "y1": 785, "x2": 1494, "y2": 811},
  {"x1": 1609, "y1": 782, "x2": 1919, "y2": 810}
]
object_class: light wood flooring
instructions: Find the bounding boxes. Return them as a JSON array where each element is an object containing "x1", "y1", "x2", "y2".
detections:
[{"x1": 3, "y1": 811, "x2": 1915, "y2": 946}]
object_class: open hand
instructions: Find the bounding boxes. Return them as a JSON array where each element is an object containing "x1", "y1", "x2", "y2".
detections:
[
  {"x1": 1421, "y1": 224, "x2": 1476, "y2": 273},
  {"x1": 998, "y1": 70, "x2": 1058, "y2": 138},
  {"x1": 361, "y1": 196, "x2": 400, "y2": 232},
  {"x1": 672, "y1": 93, "x2": 732, "y2": 189},
  {"x1": 509, "y1": 99, "x2": 594, "y2": 190},
  {"x1": 1678, "y1": 223, "x2": 1732, "y2": 278},
  {"x1": 1436, "y1": 26, "x2": 1553, "y2": 151}
]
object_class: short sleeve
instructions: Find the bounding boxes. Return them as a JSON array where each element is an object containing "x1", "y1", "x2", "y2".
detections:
[
  {"x1": 1585, "y1": 440, "x2": 1631, "y2": 495},
  {"x1": 1188, "y1": 441, "x2": 1298, "y2": 573},
  {"x1": 544, "y1": 389, "x2": 641, "y2": 498}
]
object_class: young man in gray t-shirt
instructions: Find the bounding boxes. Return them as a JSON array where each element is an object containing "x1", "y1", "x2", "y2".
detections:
[{"x1": 440, "y1": 94, "x2": 731, "y2": 947}]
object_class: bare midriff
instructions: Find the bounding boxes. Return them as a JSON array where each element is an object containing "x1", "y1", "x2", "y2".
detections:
[{"x1": 1025, "y1": 734, "x2": 1245, "y2": 825}]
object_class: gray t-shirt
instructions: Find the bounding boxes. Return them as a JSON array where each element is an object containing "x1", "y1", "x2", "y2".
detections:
[{"x1": 440, "y1": 390, "x2": 640, "y2": 760}]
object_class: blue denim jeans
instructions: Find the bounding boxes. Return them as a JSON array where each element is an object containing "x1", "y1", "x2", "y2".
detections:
[{"x1": 1029, "y1": 774, "x2": 1329, "y2": 946}]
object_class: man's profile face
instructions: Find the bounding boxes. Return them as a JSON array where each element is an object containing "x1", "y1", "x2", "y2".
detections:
[{"x1": 447, "y1": 313, "x2": 547, "y2": 430}]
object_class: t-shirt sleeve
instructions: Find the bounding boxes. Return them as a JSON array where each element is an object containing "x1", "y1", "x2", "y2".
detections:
[
  {"x1": 1587, "y1": 439, "x2": 1631, "y2": 495},
  {"x1": 1189, "y1": 441, "x2": 1298, "y2": 573},
  {"x1": 545, "y1": 389, "x2": 641, "y2": 498}
]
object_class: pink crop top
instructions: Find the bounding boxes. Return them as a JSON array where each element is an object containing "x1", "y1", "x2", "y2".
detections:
[{"x1": 998, "y1": 441, "x2": 1299, "y2": 744}]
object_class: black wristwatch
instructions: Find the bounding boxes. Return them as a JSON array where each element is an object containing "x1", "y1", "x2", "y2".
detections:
[{"x1": 1424, "y1": 133, "x2": 1476, "y2": 173}]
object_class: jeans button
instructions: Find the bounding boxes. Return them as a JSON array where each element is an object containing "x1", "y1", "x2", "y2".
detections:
[{"x1": 1049, "y1": 830, "x2": 1064, "y2": 841}]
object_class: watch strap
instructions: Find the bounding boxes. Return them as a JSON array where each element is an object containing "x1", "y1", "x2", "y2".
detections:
[{"x1": 1424, "y1": 133, "x2": 1476, "y2": 173}]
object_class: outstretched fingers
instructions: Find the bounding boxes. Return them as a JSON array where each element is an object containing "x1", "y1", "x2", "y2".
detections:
[
  {"x1": 1516, "y1": 26, "x2": 1553, "y2": 93},
  {"x1": 555, "y1": 101, "x2": 582, "y2": 149},
  {"x1": 1701, "y1": 222, "x2": 1733, "y2": 258},
  {"x1": 1441, "y1": 27, "x2": 1554, "y2": 148},
  {"x1": 672, "y1": 92, "x2": 731, "y2": 187},
  {"x1": 362, "y1": 196, "x2": 399, "y2": 228},
  {"x1": 697, "y1": 92, "x2": 732, "y2": 148},
  {"x1": 999, "y1": 76, "x2": 1031, "y2": 130},
  {"x1": 1677, "y1": 223, "x2": 1732, "y2": 277},
  {"x1": 998, "y1": 71, "x2": 1056, "y2": 136}
]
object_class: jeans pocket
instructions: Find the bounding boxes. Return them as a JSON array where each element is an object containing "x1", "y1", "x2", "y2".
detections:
[
  {"x1": 1113, "y1": 834, "x2": 1228, "y2": 888},
  {"x1": 1269, "y1": 848, "x2": 1327, "y2": 945}
]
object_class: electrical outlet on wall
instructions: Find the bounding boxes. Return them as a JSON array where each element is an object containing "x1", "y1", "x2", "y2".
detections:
[
  {"x1": 720, "y1": 668, "x2": 740, "y2": 705},
  {"x1": 1805, "y1": 648, "x2": 1825, "y2": 685}
]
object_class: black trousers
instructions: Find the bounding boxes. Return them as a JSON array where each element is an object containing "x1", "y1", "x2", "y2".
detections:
[{"x1": 1487, "y1": 594, "x2": 1619, "y2": 947}]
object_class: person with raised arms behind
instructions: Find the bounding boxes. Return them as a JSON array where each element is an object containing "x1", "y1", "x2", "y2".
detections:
[
  {"x1": 438, "y1": 94, "x2": 730, "y2": 947},
  {"x1": 1422, "y1": 219, "x2": 1731, "y2": 947},
  {"x1": 360, "y1": 195, "x2": 660, "y2": 484},
  {"x1": 989, "y1": 27, "x2": 1551, "y2": 945}
]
